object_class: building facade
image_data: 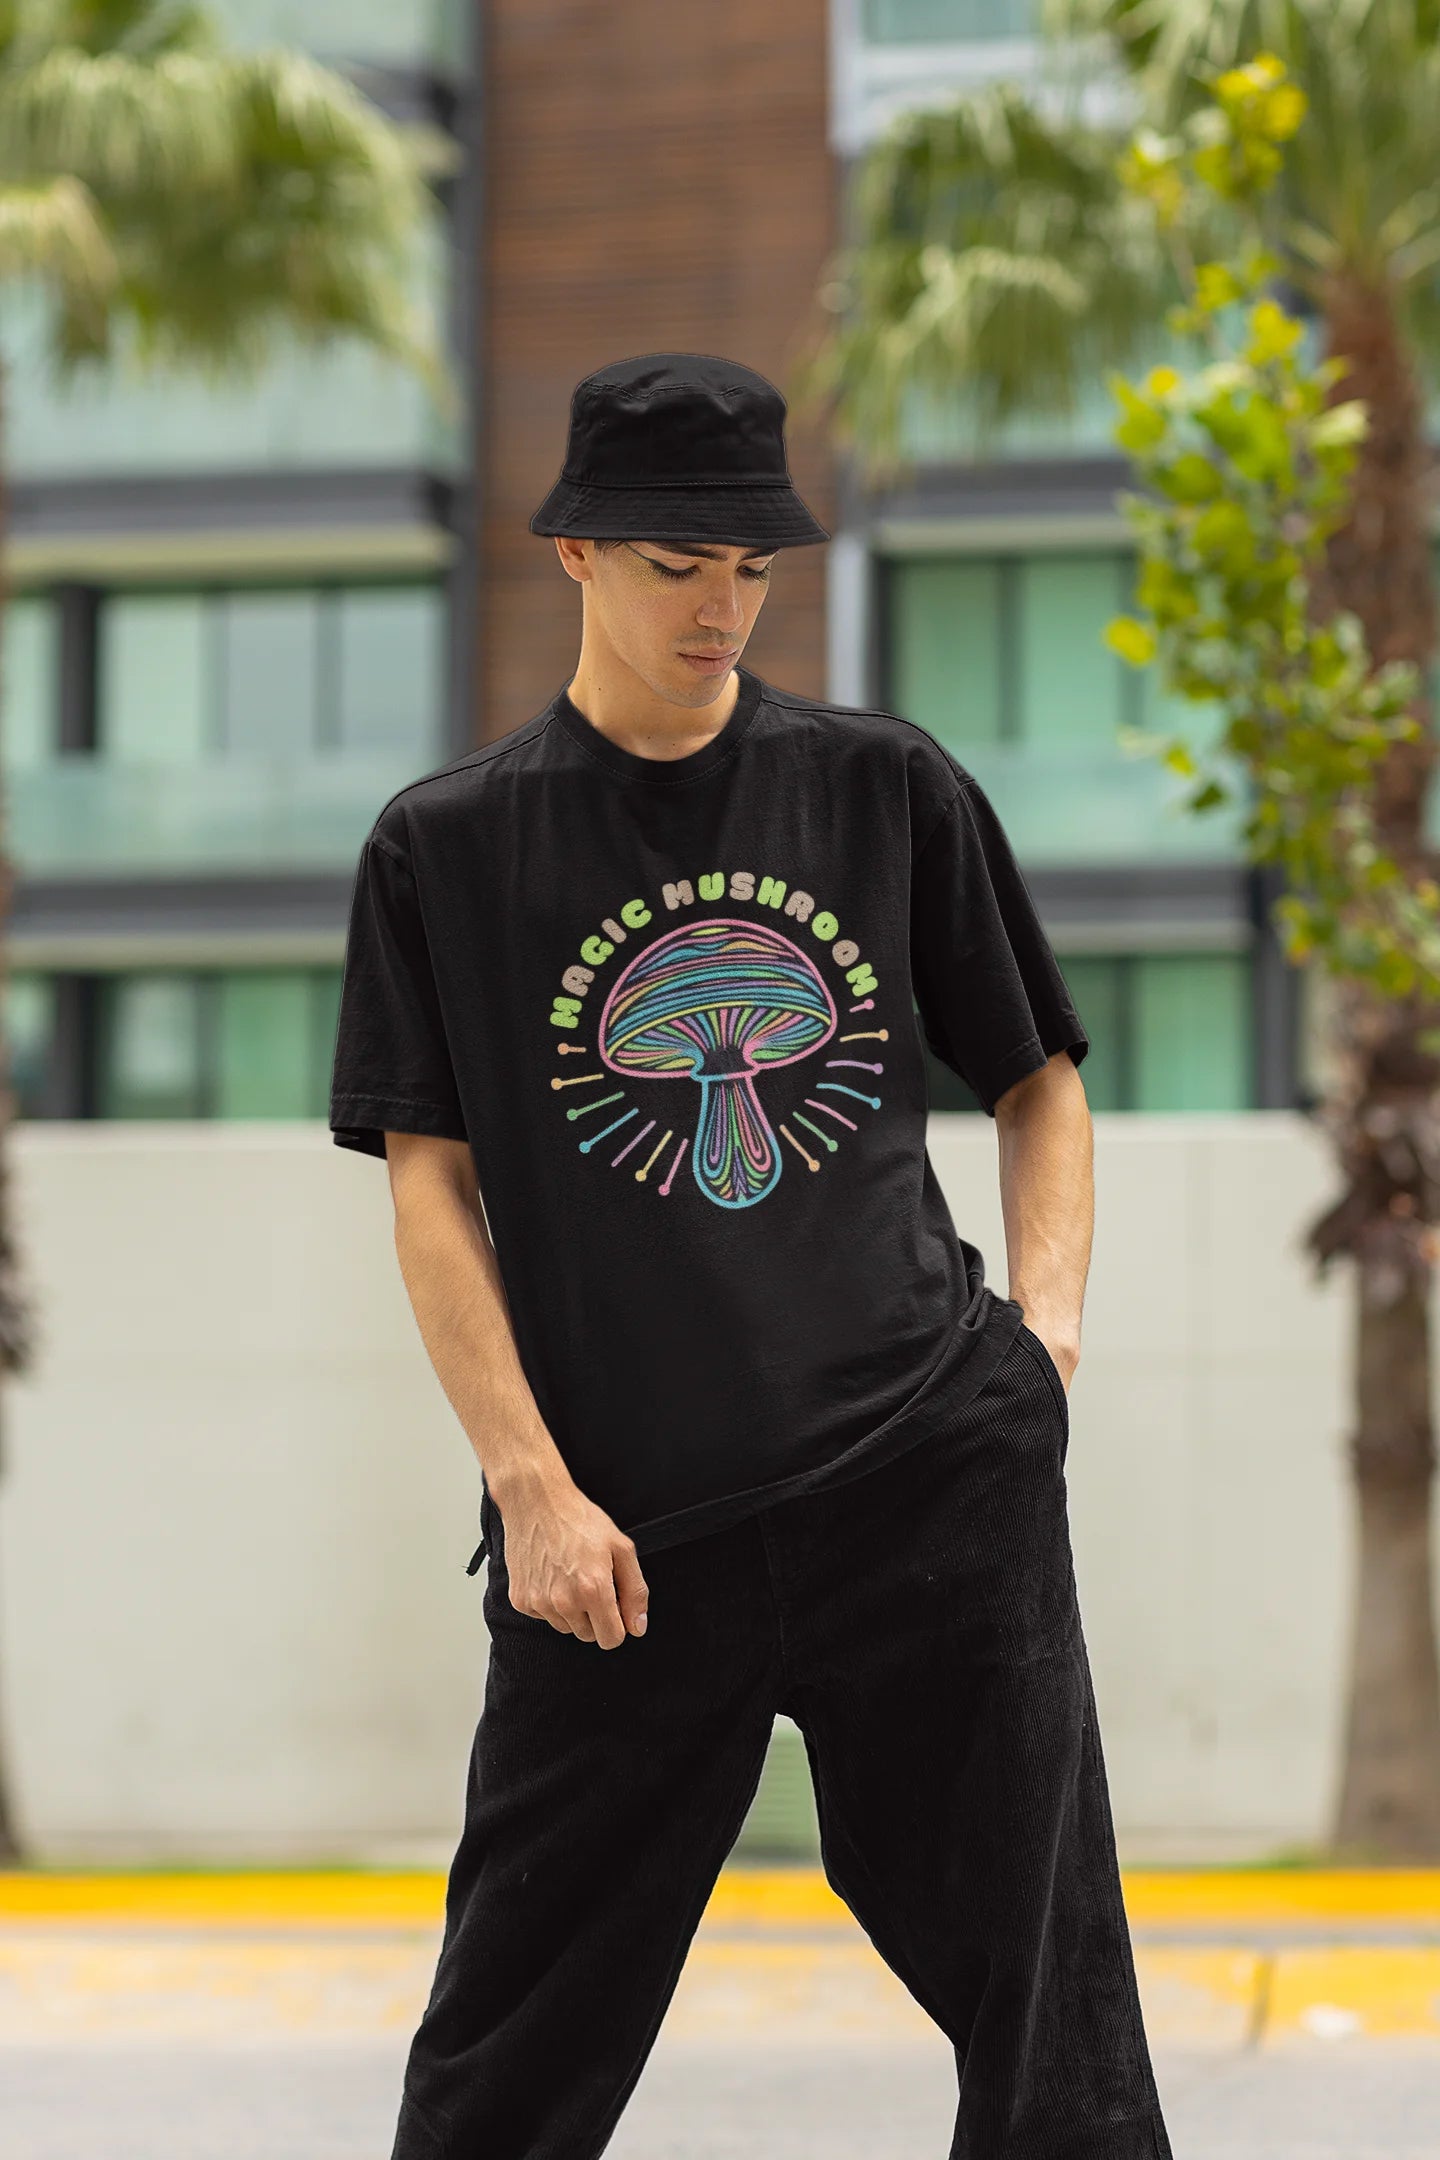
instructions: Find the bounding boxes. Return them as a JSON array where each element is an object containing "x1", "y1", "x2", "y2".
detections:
[{"x1": 7, "y1": 1, "x2": 475, "y2": 1130}]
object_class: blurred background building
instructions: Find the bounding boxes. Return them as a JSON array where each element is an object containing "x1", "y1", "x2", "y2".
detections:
[
  {"x1": 7, "y1": 0, "x2": 474, "y2": 1135},
  {"x1": 8, "y1": 0, "x2": 1326, "y2": 1146},
  {"x1": 3, "y1": 0, "x2": 1412, "y2": 1865}
]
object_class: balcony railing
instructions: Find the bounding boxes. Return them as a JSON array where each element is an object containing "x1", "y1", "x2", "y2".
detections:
[
  {"x1": 11, "y1": 755, "x2": 434, "y2": 877},
  {"x1": 952, "y1": 743, "x2": 1248, "y2": 865}
]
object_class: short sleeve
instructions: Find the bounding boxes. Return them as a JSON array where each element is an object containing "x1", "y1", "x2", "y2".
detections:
[
  {"x1": 329, "y1": 833, "x2": 469, "y2": 1161},
  {"x1": 910, "y1": 779, "x2": 1088, "y2": 1115}
]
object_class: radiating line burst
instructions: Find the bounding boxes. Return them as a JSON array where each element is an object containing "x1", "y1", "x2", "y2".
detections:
[
  {"x1": 567, "y1": 1090, "x2": 625, "y2": 1120},
  {"x1": 579, "y1": 1106, "x2": 638, "y2": 1152},
  {"x1": 816, "y1": 1081, "x2": 881, "y2": 1110},
  {"x1": 780, "y1": 1124, "x2": 820, "y2": 1170},
  {"x1": 613, "y1": 1117, "x2": 655, "y2": 1166},
  {"x1": 636, "y1": 1128, "x2": 673, "y2": 1183},
  {"x1": 805, "y1": 1096, "x2": 857, "y2": 1130},
  {"x1": 659, "y1": 1134, "x2": 689, "y2": 1195}
]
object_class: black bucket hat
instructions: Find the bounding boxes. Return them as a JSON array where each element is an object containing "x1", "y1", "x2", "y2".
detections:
[{"x1": 529, "y1": 351, "x2": 830, "y2": 550}]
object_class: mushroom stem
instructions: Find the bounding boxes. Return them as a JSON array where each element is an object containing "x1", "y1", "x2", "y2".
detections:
[{"x1": 694, "y1": 1071, "x2": 781, "y2": 1209}]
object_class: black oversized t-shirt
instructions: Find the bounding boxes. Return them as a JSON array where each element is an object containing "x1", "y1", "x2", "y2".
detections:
[{"x1": 329, "y1": 664, "x2": 1088, "y2": 1558}]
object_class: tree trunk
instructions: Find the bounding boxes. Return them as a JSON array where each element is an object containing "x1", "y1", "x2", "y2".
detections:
[
  {"x1": 1308, "y1": 275, "x2": 1440, "y2": 1858},
  {"x1": 0, "y1": 362, "x2": 35, "y2": 1865}
]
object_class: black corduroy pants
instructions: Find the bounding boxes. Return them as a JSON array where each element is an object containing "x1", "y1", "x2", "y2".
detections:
[{"x1": 390, "y1": 1323, "x2": 1174, "y2": 2160}]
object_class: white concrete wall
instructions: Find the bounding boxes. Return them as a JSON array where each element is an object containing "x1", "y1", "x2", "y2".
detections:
[{"x1": 0, "y1": 1114, "x2": 1409, "y2": 1862}]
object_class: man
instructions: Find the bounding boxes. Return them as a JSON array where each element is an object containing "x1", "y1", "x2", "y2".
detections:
[{"x1": 330, "y1": 352, "x2": 1174, "y2": 2159}]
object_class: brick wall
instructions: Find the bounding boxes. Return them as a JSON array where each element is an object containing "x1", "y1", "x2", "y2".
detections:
[{"x1": 477, "y1": 0, "x2": 836, "y2": 742}]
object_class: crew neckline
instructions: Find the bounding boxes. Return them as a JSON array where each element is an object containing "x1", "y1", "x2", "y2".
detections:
[{"x1": 550, "y1": 663, "x2": 764, "y2": 784}]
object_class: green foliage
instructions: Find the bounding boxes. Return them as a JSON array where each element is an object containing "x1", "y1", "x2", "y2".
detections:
[
  {"x1": 0, "y1": 0, "x2": 441, "y2": 387},
  {"x1": 1106, "y1": 54, "x2": 1440, "y2": 1000},
  {"x1": 789, "y1": 80, "x2": 1167, "y2": 472}
]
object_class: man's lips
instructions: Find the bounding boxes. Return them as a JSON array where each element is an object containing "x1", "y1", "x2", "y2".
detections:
[{"x1": 678, "y1": 648, "x2": 738, "y2": 670}]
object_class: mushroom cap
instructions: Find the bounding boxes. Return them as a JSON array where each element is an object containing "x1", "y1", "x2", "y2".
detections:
[{"x1": 599, "y1": 917, "x2": 836, "y2": 1078}]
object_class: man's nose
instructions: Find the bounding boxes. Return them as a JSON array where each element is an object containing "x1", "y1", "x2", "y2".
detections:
[{"x1": 695, "y1": 584, "x2": 745, "y2": 631}]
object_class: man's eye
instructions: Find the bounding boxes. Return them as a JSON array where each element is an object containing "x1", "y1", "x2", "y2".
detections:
[{"x1": 644, "y1": 556, "x2": 772, "y2": 582}]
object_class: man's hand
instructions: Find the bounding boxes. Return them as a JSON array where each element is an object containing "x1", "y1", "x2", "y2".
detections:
[
  {"x1": 493, "y1": 1471, "x2": 650, "y2": 1649},
  {"x1": 1019, "y1": 1307, "x2": 1081, "y2": 1395},
  {"x1": 995, "y1": 1051, "x2": 1093, "y2": 1403}
]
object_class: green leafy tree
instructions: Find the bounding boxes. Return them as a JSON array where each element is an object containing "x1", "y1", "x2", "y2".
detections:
[
  {"x1": 793, "y1": 3, "x2": 1440, "y2": 1859},
  {"x1": 0, "y1": 0, "x2": 441, "y2": 1863}
]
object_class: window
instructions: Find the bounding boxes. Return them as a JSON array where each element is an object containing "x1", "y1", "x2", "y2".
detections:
[
  {"x1": 1, "y1": 597, "x2": 60, "y2": 769},
  {"x1": 882, "y1": 548, "x2": 1235, "y2": 862},
  {"x1": 861, "y1": 0, "x2": 1032, "y2": 39},
  {"x1": 96, "y1": 968, "x2": 343, "y2": 1120},
  {"x1": 919, "y1": 951, "x2": 1254, "y2": 1112},
  {"x1": 101, "y1": 595, "x2": 210, "y2": 763},
  {"x1": 886, "y1": 551, "x2": 1144, "y2": 752},
  {"x1": 97, "y1": 582, "x2": 445, "y2": 764},
  {"x1": 5, "y1": 973, "x2": 58, "y2": 1116}
]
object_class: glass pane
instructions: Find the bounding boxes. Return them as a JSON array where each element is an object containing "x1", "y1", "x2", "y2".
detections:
[
  {"x1": 100, "y1": 974, "x2": 204, "y2": 1118},
  {"x1": 1017, "y1": 554, "x2": 1126, "y2": 749},
  {"x1": 101, "y1": 595, "x2": 210, "y2": 761},
  {"x1": 334, "y1": 586, "x2": 444, "y2": 756},
  {"x1": 5, "y1": 972, "x2": 56, "y2": 1116},
  {"x1": 1058, "y1": 957, "x2": 1125, "y2": 1111},
  {"x1": 217, "y1": 971, "x2": 313, "y2": 1118},
  {"x1": 890, "y1": 558, "x2": 1003, "y2": 750},
  {"x1": 1, "y1": 597, "x2": 58, "y2": 769},
  {"x1": 208, "y1": 0, "x2": 456, "y2": 67},
  {"x1": 220, "y1": 592, "x2": 321, "y2": 755},
  {"x1": 13, "y1": 750, "x2": 434, "y2": 875},
  {"x1": 1134, "y1": 954, "x2": 1251, "y2": 1111},
  {"x1": 862, "y1": 0, "x2": 1032, "y2": 38}
]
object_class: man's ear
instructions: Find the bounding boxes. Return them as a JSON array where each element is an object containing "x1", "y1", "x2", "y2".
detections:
[{"x1": 555, "y1": 535, "x2": 593, "y2": 584}]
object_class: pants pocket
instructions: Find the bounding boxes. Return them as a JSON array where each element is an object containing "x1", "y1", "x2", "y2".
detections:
[{"x1": 1015, "y1": 1322, "x2": 1070, "y2": 1457}]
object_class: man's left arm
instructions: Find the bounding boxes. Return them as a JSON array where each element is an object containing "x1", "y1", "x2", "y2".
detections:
[{"x1": 994, "y1": 1050, "x2": 1094, "y2": 1394}]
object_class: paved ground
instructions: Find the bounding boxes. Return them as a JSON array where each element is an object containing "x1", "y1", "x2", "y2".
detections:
[
  {"x1": 5, "y1": 2035, "x2": 1440, "y2": 2157},
  {"x1": 2, "y1": 1869, "x2": 1438, "y2": 2156}
]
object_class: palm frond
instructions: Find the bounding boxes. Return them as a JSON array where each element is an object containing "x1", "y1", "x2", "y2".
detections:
[
  {"x1": 0, "y1": 29, "x2": 439, "y2": 386},
  {"x1": 797, "y1": 81, "x2": 1173, "y2": 475},
  {"x1": 0, "y1": 172, "x2": 113, "y2": 348},
  {"x1": 1050, "y1": 0, "x2": 1440, "y2": 303}
]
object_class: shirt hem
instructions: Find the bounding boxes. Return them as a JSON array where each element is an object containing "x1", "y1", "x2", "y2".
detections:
[{"x1": 622, "y1": 1289, "x2": 1025, "y2": 1558}]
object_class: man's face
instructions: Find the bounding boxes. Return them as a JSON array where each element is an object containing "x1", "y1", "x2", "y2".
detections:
[{"x1": 557, "y1": 537, "x2": 777, "y2": 706}]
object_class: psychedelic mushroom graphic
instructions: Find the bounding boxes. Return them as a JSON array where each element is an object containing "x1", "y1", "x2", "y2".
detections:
[{"x1": 598, "y1": 918, "x2": 837, "y2": 1208}]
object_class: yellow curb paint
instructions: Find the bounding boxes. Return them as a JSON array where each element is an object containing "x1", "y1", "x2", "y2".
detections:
[
  {"x1": 1122, "y1": 1869, "x2": 1440, "y2": 1930},
  {"x1": 1266, "y1": 1947, "x2": 1440, "y2": 2043},
  {"x1": 4, "y1": 1867, "x2": 1440, "y2": 1934},
  {"x1": 0, "y1": 1872, "x2": 447, "y2": 1929},
  {"x1": 1133, "y1": 1948, "x2": 1267, "y2": 2052},
  {"x1": 703, "y1": 1869, "x2": 851, "y2": 1928}
]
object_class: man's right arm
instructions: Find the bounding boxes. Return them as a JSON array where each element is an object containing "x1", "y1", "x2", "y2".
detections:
[{"x1": 383, "y1": 1130, "x2": 649, "y2": 1649}]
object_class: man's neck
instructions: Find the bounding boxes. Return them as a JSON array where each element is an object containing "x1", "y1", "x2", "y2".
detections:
[{"x1": 563, "y1": 653, "x2": 740, "y2": 764}]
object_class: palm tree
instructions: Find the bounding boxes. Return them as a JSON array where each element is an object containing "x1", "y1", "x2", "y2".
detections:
[
  {"x1": 0, "y1": 0, "x2": 441, "y2": 1863},
  {"x1": 795, "y1": 0, "x2": 1440, "y2": 1858}
]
